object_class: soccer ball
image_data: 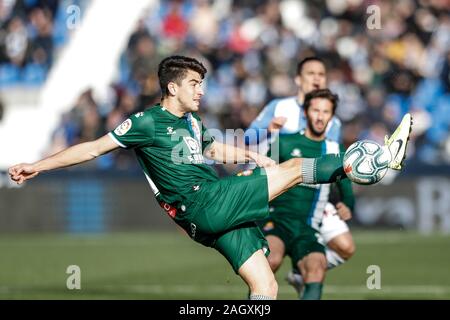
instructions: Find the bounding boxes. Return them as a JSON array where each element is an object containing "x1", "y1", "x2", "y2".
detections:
[{"x1": 343, "y1": 140, "x2": 392, "y2": 185}]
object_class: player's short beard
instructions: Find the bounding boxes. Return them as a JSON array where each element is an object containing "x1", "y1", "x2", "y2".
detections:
[{"x1": 306, "y1": 117, "x2": 326, "y2": 138}]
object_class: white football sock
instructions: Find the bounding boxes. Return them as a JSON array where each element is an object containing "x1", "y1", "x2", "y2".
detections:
[{"x1": 249, "y1": 294, "x2": 274, "y2": 300}]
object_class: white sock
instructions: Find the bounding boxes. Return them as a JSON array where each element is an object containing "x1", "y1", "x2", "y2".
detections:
[
  {"x1": 249, "y1": 294, "x2": 274, "y2": 300},
  {"x1": 326, "y1": 248, "x2": 346, "y2": 270},
  {"x1": 301, "y1": 158, "x2": 316, "y2": 184}
]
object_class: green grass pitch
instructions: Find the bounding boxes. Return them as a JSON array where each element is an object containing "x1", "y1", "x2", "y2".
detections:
[{"x1": 0, "y1": 230, "x2": 449, "y2": 299}]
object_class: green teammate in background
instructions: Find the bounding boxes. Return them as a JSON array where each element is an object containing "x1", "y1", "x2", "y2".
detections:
[
  {"x1": 262, "y1": 88, "x2": 354, "y2": 299},
  {"x1": 8, "y1": 56, "x2": 412, "y2": 300}
]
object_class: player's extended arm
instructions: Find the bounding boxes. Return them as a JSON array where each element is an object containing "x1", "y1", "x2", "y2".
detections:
[
  {"x1": 9, "y1": 134, "x2": 119, "y2": 185},
  {"x1": 204, "y1": 141, "x2": 275, "y2": 167}
]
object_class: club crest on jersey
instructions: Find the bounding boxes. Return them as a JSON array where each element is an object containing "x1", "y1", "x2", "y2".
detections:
[
  {"x1": 167, "y1": 127, "x2": 175, "y2": 135},
  {"x1": 114, "y1": 119, "x2": 132, "y2": 136},
  {"x1": 291, "y1": 148, "x2": 302, "y2": 157},
  {"x1": 263, "y1": 221, "x2": 274, "y2": 231}
]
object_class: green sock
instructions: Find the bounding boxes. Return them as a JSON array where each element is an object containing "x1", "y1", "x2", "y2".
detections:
[
  {"x1": 302, "y1": 153, "x2": 347, "y2": 184},
  {"x1": 301, "y1": 282, "x2": 323, "y2": 300}
]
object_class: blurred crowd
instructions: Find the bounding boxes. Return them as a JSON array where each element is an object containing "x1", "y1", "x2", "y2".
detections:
[
  {"x1": 7, "y1": 0, "x2": 450, "y2": 168},
  {"x1": 0, "y1": 0, "x2": 87, "y2": 86}
]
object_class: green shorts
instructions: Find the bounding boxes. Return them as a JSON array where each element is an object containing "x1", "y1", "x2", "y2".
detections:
[
  {"x1": 260, "y1": 216, "x2": 325, "y2": 268},
  {"x1": 173, "y1": 168, "x2": 270, "y2": 273}
]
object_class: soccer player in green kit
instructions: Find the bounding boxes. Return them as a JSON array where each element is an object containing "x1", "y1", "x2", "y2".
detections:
[
  {"x1": 261, "y1": 88, "x2": 354, "y2": 300},
  {"x1": 246, "y1": 57, "x2": 356, "y2": 291},
  {"x1": 9, "y1": 56, "x2": 412, "y2": 300}
]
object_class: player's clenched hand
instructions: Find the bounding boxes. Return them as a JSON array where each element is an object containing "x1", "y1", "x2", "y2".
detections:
[
  {"x1": 251, "y1": 153, "x2": 276, "y2": 168},
  {"x1": 336, "y1": 202, "x2": 352, "y2": 221},
  {"x1": 8, "y1": 163, "x2": 39, "y2": 185},
  {"x1": 268, "y1": 117, "x2": 287, "y2": 132}
]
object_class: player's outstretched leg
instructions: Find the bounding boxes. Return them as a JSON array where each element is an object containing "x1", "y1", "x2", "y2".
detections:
[
  {"x1": 266, "y1": 114, "x2": 413, "y2": 201},
  {"x1": 265, "y1": 153, "x2": 346, "y2": 201},
  {"x1": 239, "y1": 249, "x2": 278, "y2": 300},
  {"x1": 385, "y1": 113, "x2": 413, "y2": 170}
]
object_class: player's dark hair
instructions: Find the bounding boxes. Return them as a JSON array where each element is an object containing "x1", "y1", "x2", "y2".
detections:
[
  {"x1": 296, "y1": 57, "x2": 326, "y2": 75},
  {"x1": 303, "y1": 88, "x2": 339, "y2": 114},
  {"x1": 158, "y1": 55, "x2": 207, "y2": 97}
]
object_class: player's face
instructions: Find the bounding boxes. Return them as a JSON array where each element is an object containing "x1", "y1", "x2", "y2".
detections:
[
  {"x1": 305, "y1": 98, "x2": 334, "y2": 138},
  {"x1": 175, "y1": 69, "x2": 204, "y2": 113},
  {"x1": 296, "y1": 61, "x2": 327, "y2": 94}
]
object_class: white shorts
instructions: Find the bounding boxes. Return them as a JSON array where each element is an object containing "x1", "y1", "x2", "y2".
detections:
[{"x1": 319, "y1": 203, "x2": 350, "y2": 244}]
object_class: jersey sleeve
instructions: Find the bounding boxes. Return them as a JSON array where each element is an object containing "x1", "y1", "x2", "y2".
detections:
[
  {"x1": 109, "y1": 113, "x2": 155, "y2": 149},
  {"x1": 244, "y1": 99, "x2": 278, "y2": 145}
]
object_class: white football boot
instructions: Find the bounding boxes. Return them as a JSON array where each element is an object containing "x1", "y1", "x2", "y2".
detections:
[{"x1": 384, "y1": 113, "x2": 413, "y2": 170}]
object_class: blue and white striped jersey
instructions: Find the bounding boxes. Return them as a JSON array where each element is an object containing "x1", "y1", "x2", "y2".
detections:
[{"x1": 245, "y1": 96, "x2": 342, "y2": 145}]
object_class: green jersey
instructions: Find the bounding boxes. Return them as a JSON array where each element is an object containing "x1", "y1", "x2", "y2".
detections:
[
  {"x1": 269, "y1": 133, "x2": 354, "y2": 230},
  {"x1": 109, "y1": 104, "x2": 218, "y2": 205}
]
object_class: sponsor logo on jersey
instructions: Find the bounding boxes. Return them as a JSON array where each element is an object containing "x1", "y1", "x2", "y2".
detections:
[
  {"x1": 114, "y1": 119, "x2": 132, "y2": 136},
  {"x1": 193, "y1": 185, "x2": 200, "y2": 191},
  {"x1": 184, "y1": 136, "x2": 205, "y2": 164},
  {"x1": 184, "y1": 137, "x2": 200, "y2": 154},
  {"x1": 290, "y1": 148, "x2": 302, "y2": 157},
  {"x1": 188, "y1": 154, "x2": 204, "y2": 164}
]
